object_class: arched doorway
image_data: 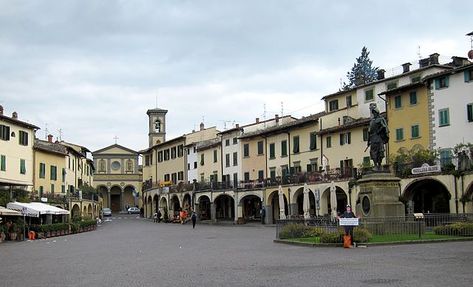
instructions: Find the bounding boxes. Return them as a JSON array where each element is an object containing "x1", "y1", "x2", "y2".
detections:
[
  {"x1": 110, "y1": 186, "x2": 122, "y2": 212},
  {"x1": 71, "y1": 204, "x2": 80, "y2": 220},
  {"x1": 198, "y1": 195, "x2": 211, "y2": 220},
  {"x1": 97, "y1": 185, "x2": 108, "y2": 208},
  {"x1": 153, "y1": 194, "x2": 159, "y2": 214},
  {"x1": 146, "y1": 195, "x2": 153, "y2": 218},
  {"x1": 268, "y1": 190, "x2": 288, "y2": 224},
  {"x1": 183, "y1": 193, "x2": 192, "y2": 211},
  {"x1": 403, "y1": 179, "x2": 451, "y2": 214},
  {"x1": 463, "y1": 182, "x2": 473, "y2": 213},
  {"x1": 240, "y1": 195, "x2": 262, "y2": 221},
  {"x1": 123, "y1": 185, "x2": 135, "y2": 209},
  {"x1": 294, "y1": 187, "x2": 316, "y2": 216},
  {"x1": 87, "y1": 205, "x2": 92, "y2": 218},
  {"x1": 215, "y1": 194, "x2": 235, "y2": 220},
  {"x1": 170, "y1": 195, "x2": 181, "y2": 218},
  {"x1": 321, "y1": 187, "x2": 348, "y2": 216},
  {"x1": 159, "y1": 197, "x2": 168, "y2": 219}
]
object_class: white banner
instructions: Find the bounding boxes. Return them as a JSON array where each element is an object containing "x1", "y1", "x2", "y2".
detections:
[{"x1": 339, "y1": 218, "x2": 359, "y2": 226}]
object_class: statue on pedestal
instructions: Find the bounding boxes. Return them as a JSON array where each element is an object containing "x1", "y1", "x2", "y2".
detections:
[{"x1": 366, "y1": 103, "x2": 389, "y2": 170}]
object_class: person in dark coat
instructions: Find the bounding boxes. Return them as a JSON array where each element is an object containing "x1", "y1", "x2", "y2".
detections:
[
  {"x1": 191, "y1": 210, "x2": 197, "y2": 229},
  {"x1": 340, "y1": 205, "x2": 357, "y2": 245}
]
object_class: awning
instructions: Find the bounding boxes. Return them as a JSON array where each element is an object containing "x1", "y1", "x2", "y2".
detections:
[
  {"x1": 0, "y1": 206, "x2": 22, "y2": 216},
  {"x1": 6, "y1": 202, "x2": 70, "y2": 217}
]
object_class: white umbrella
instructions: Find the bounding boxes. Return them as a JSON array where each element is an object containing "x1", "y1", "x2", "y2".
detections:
[
  {"x1": 278, "y1": 185, "x2": 286, "y2": 220},
  {"x1": 303, "y1": 183, "x2": 310, "y2": 219},
  {"x1": 330, "y1": 181, "x2": 337, "y2": 220}
]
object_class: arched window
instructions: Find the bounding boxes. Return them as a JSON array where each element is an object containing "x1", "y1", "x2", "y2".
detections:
[
  {"x1": 155, "y1": 120, "x2": 161, "y2": 132},
  {"x1": 127, "y1": 159, "x2": 133, "y2": 172}
]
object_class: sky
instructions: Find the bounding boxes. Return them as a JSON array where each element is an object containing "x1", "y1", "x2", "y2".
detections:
[{"x1": 0, "y1": 0, "x2": 472, "y2": 152}]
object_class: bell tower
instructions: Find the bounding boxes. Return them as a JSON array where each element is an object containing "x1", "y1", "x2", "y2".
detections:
[{"x1": 147, "y1": 108, "x2": 167, "y2": 147}]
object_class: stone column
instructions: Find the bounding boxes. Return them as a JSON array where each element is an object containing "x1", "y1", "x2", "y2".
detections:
[
  {"x1": 265, "y1": 205, "x2": 272, "y2": 225},
  {"x1": 107, "y1": 191, "x2": 111, "y2": 209},
  {"x1": 120, "y1": 190, "x2": 124, "y2": 212},
  {"x1": 210, "y1": 202, "x2": 216, "y2": 222},
  {"x1": 236, "y1": 203, "x2": 242, "y2": 223}
]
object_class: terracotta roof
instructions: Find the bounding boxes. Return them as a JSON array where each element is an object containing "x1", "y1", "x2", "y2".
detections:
[
  {"x1": 34, "y1": 139, "x2": 68, "y2": 156},
  {"x1": 239, "y1": 112, "x2": 325, "y2": 139},
  {"x1": 196, "y1": 138, "x2": 221, "y2": 151},
  {"x1": 0, "y1": 114, "x2": 40, "y2": 130},
  {"x1": 139, "y1": 135, "x2": 186, "y2": 153},
  {"x1": 317, "y1": 114, "x2": 386, "y2": 135},
  {"x1": 218, "y1": 115, "x2": 297, "y2": 135}
]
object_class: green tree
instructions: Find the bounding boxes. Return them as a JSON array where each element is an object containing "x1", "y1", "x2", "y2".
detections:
[{"x1": 343, "y1": 46, "x2": 379, "y2": 90}]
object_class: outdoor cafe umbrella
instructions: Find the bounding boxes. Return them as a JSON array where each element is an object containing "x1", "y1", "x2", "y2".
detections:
[
  {"x1": 0, "y1": 206, "x2": 22, "y2": 216},
  {"x1": 330, "y1": 181, "x2": 338, "y2": 220},
  {"x1": 303, "y1": 183, "x2": 310, "y2": 220},
  {"x1": 278, "y1": 185, "x2": 286, "y2": 220}
]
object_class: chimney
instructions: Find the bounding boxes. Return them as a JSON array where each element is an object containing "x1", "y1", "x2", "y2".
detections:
[
  {"x1": 402, "y1": 62, "x2": 411, "y2": 73},
  {"x1": 275, "y1": 114, "x2": 279, "y2": 123},
  {"x1": 255, "y1": 117, "x2": 260, "y2": 123},
  {"x1": 47, "y1": 134, "x2": 53, "y2": 143},
  {"x1": 419, "y1": 58, "x2": 430, "y2": 68},
  {"x1": 429, "y1": 53, "x2": 439, "y2": 65},
  {"x1": 199, "y1": 122, "x2": 204, "y2": 131},
  {"x1": 451, "y1": 56, "x2": 469, "y2": 67},
  {"x1": 0, "y1": 105, "x2": 3, "y2": 115},
  {"x1": 12, "y1": 111, "x2": 18, "y2": 119},
  {"x1": 377, "y1": 69, "x2": 385, "y2": 80},
  {"x1": 235, "y1": 124, "x2": 239, "y2": 129}
]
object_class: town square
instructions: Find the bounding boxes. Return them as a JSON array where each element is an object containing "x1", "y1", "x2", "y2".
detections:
[{"x1": 1, "y1": 1, "x2": 473, "y2": 286}]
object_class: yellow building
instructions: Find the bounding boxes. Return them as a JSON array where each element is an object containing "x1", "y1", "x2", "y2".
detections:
[
  {"x1": 196, "y1": 138, "x2": 221, "y2": 183},
  {"x1": 381, "y1": 82, "x2": 430, "y2": 155},
  {"x1": 33, "y1": 137, "x2": 68, "y2": 196},
  {"x1": 0, "y1": 107, "x2": 39, "y2": 191},
  {"x1": 60, "y1": 141, "x2": 94, "y2": 193},
  {"x1": 93, "y1": 144, "x2": 142, "y2": 212}
]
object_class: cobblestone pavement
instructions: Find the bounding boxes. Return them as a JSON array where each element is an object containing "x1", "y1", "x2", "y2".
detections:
[{"x1": 1, "y1": 215, "x2": 472, "y2": 287}]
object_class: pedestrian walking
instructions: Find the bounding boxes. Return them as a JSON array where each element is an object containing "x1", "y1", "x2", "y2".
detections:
[
  {"x1": 157, "y1": 209, "x2": 162, "y2": 223},
  {"x1": 191, "y1": 210, "x2": 197, "y2": 229},
  {"x1": 260, "y1": 206, "x2": 266, "y2": 224},
  {"x1": 153, "y1": 212, "x2": 158, "y2": 223}
]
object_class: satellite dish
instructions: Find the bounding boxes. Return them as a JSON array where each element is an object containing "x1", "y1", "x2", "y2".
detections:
[{"x1": 468, "y1": 50, "x2": 473, "y2": 60}]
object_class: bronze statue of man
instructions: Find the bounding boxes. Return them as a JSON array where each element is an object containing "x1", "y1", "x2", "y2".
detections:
[{"x1": 367, "y1": 103, "x2": 389, "y2": 170}]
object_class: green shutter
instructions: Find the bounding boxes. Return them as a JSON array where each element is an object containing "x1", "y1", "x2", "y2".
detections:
[
  {"x1": 465, "y1": 70, "x2": 471, "y2": 82},
  {"x1": 445, "y1": 76, "x2": 449, "y2": 87},
  {"x1": 434, "y1": 79, "x2": 440, "y2": 90},
  {"x1": 0, "y1": 155, "x2": 5, "y2": 171},
  {"x1": 468, "y1": 104, "x2": 473, "y2": 122},
  {"x1": 20, "y1": 159, "x2": 26, "y2": 174},
  {"x1": 339, "y1": 134, "x2": 344, "y2": 146},
  {"x1": 293, "y1": 137, "x2": 300, "y2": 153}
]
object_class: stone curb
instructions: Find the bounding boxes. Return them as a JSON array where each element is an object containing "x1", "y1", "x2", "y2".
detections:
[{"x1": 274, "y1": 237, "x2": 473, "y2": 247}]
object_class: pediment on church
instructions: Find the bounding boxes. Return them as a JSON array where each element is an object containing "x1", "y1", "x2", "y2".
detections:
[{"x1": 93, "y1": 144, "x2": 138, "y2": 156}]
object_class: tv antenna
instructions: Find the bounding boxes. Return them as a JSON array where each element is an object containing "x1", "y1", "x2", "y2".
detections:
[{"x1": 58, "y1": 129, "x2": 63, "y2": 141}]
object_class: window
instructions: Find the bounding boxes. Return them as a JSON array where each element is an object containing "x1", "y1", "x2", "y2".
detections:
[
  {"x1": 394, "y1": 95, "x2": 402, "y2": 108},
  {"x1": 158, "y1": 151, "x2": 163, "y2": 162},
  {"x1": 309, "y1": 132, "x2": 317, "y2": 150},
  {"x1": 193, "y1": 146, "x2": 196, "y2": 153},
  {"x1": 62, "y1": 168, "x2": 65, "y2": 182},
  {"x1": 178, "y1": 171, "x2": 183, "y2": 181},
  {"x1": 411, "y1": 125, "x2": 420, "y2": 138},
  {"x1": 293, "y1": 136, "x2": 300, "y2": 153},
  {"x1": 269, "y1": 168, "x2": 276, "y2": 180},
  {"x1": 363, "y1": 128, "x2": 369, "y2": 142},
  {"x1": 233, "y1": 137, "x2": 238, "y2": 145},
  {"x1": 20, "y1": 159, "x2": 26, "y2": 174},
  {"x1": 213, "y1": 149, "x2": 218, "y2": 163},
  {"x1": 178, "y1": 145, "x2": 184, "y2": 157},
  {"x1": 346, "y1": 95, "x2": 352, "y2": 108},
  {"x1": 258, "y1": 170, "x2": 264, "y2": 180},
  {"x1": 164, "y1": 174, "x2": 170, "y2": 182},
  {"x1": 269, "y1": 143, "x2": 275, "y2": 159},
  {"x1": 171, "y1": 147, "x2": 176, "y2": 159},
  {"x1": 194, "y1": 162, "x2": 197, "y2": 169},
  {"x1": 244, "y1": 172, "x2": 250, "y2": 182},
  {"x1": 439, "y1": 149, "x2": 452, "y2": 166},
  {"x1": 39, "y1": 186, "x2": 44, "y2": 197},
  {"x1": 243, "y1": 144, "x2": 249, "y2": 157},
  {"x1": 225, "y1": 154, "x2": 230, "y2": 167},
  {"x1": 293, "y1": 163, "x2": 301, "y2": 173},
  {"x1": 164, "y1": 149, "x2": 170, "y2": 160},
  {"x1": 225, "y1": 139, "x2": 230, "y2": 146},
  {"x1": 326, "y1": 136, "x2": 332, "y2": 148},
  {"x1": 257, "y1": 141, "x2": 264, "y2": 155},
  {"x1": 409, "y1": 91, "x2": 417, "y2": 105},
  {"x1": 467, "y1": 103, "x2": 473, "y2": 122},
  {"x1": 154, "y1": 119, "x2": 161, "y2": 132},
  {"x1": 0, "y1": 125, "x2": 10, "y2": 141},
  {"x1": 145, "y1": 155, "x2": 150, "y2": 166},
  {"x1": 365, "y1": 89, "x2": 374, "y2": 101},
  {"x1": 50, "y1": 166, "x2": 57, "y2": 181},
  {"x1": 281, "y1": 140, "x2": 287, "y2": 157},
  {"x1": 329, "y1": 99, "x2": 339, "y2": 111},
  {"x1": 39, "y1": 163, "x2": 46, "y2": 178},
  {"x1": 434, "y1": 76, "x2": 449, "y2": 89},
  {"x1": 439, "y1": 108, "x2": 450, "y2": 126},
  {"x1": 233, "y1": 152, "x2": 238, "y2": 166},
  {"x1": 200, "y1": 154, "x2": 204, "y2": 166},
  {"x1": 19, "y1": 131, "x2": 28, "y2": 146},
  {"x1": 233, "y1": 173, "x2": 238, "y2": 187},
  {"x1": 339, "y1": 132, "x2": 351, "y2": 145},
  {"x1": 396, "y1": 128, "x2": 404, "y2": 141},
  {"x1": 1, "y1": 155, "x2": 6, "y2": 171},
  {"x1": 307, "y1": 160, "x2": 317, "y2": 172},
  {"x1": 387, "y1": 81, "x2": 397, "y2": 90},
  {"x1": 187, "y1": 163, "x2": 190, "y2": 170},
  {"x1": 465, "y1": 69, "x2": 473, "y2": 82},
  {"x1": 171, "y1": 173, "x2": 177, "y2": 184},
  {"x1": 61, "y1": 185, "x2": 65, "y2": 193}
]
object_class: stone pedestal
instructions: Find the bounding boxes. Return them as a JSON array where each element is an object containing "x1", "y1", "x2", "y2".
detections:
[{"x1": 356, "y1": 172, "x2": 405, "y2": 218}]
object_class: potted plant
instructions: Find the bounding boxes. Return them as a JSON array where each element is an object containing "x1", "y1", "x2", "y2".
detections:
[
  {"x1": 0, "y1": 225, "x2": 6, "y2": 243},
  {"x1": 9, "y1": 223, "x2": 18, "y2": 241}
]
